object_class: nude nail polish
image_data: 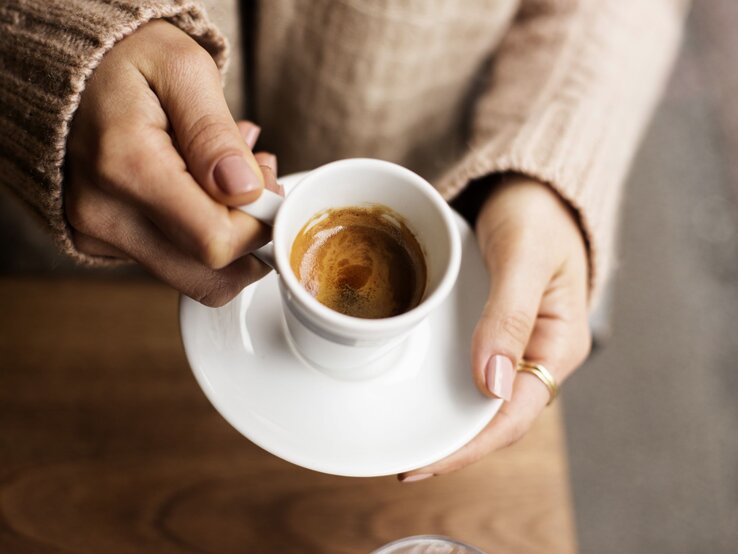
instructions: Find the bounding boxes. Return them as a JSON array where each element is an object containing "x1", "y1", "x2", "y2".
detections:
[
  {"x1": 485, "y1": 355, "x2": 514, "y2": 401},
  {"x1": 401, "y1": 473, "x2": 433, "y2": 483},
  {"x1": 213, "y1": 155, "x2": 260, "y2": 195},
  {"x1": 243, "y1": 124, "x2": 261, "y2": 148}
]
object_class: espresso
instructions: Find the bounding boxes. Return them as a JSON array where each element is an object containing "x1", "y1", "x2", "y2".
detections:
[{"x1": 290, "y1": 205, "x2": 427, "y2": 319}]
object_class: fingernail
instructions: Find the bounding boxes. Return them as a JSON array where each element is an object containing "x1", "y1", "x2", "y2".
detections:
[
  {"x1": 400, "y1": 473, "x2": 433, "y2": 483},
  {"x1": 263, "y1": 153, "x2": 277, "y2": 173},
  {"x1": 243, "y1": 124, "x2": 261, "y2": 149},
  {"x1": 214, "y1": 155, "x2": 260, "y2": 195},
  {"x1": 485, "y1": 355, "x2": 514, "y2": 401}
]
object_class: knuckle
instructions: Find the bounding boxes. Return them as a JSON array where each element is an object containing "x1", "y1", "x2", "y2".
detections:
[
  {"x1": 136, "y1": 22, "x2": 218, "y2": 79},
  {"x1": 178, "y1": 40, "x2": 217, "y2": 69},
  {"x1": 502, "y1": 415, "x2": 530, "y2": 449},
  {"x1": 191, "y1": 275, "x2": 236, "y2": 308},
  {"x1": 94, "y1": 128, "x2": 149, "y2": 196},
  {"x1": 152, "y1": 19, "x2": 214, "y2": 61},
  {"x1": 194, "y1": 222, "x2": 234, "y2": 269},
  {"x1": 182, "y1": 113, "x2": 237, "y2": 164},
  {"x1": 162, "y1": 42, "x2": 218, "y2": 90},
  {"x1": 65, "y1": 187, "x2": 97, "y2": 236},
  {"x1": 497, "y1": 310, "x2": 534, "y2": 348}
]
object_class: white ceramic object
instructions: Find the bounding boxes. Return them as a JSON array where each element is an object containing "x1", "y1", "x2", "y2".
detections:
[
  {"x1": 372, "y1": 535, "x2": 486, "y2": 554},
  {"x1": 237, "y1": 158, "x2": 461, "y2": 376},
  {"x1": 179, "y1": 172, "x2": 501, "y2": 477}
]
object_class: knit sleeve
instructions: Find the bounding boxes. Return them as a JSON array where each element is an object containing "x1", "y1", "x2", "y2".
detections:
[
  {"x1": 436, "y1": 0, "x2": 689, "y2": 304},
  {"x1": 0, "y1": 0, "x2": 229, "y2": 265}
]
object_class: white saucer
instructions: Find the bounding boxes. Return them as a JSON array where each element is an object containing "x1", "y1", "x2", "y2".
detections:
[{"x1": 179, "y1": 173, "x2": 501, "y2": 477}]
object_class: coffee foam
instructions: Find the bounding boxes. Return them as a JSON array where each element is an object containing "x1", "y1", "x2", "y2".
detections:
[
  {"x1": 297, "y1": 226, "x2": 343, "y2": 296},
  {"x1": 290, "y1": 206, "x2": 426, "y2": 319}
]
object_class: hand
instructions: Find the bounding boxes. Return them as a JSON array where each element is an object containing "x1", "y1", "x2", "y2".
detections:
[
  {"x1": 65, "y1": 21, "x2": 280, "y2": 307},
  {"x1": 400, "y1": 175, "x2": 592, "y2": 481}
]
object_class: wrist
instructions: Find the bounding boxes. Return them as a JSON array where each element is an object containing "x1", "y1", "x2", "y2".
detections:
[
  {"x1": 471, "y1": 174, "x2": 590, "y2": 295},
  {"x1": 477, "y1": 174, "x2": 584, "y2": 244}
]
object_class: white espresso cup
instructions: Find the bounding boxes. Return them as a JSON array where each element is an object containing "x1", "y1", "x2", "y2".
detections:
[{"x1": 239, "y1": 158, "x2": 461, "y2": 378}]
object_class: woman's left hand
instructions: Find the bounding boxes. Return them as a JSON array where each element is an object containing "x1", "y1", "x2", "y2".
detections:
[{"x1": 400, "y1": 175, "x2": 592, "y2": 481}]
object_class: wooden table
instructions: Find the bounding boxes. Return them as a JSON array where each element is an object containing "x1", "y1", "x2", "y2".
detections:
[{"x1": 0, "y1": 278, "x2": 577, "y2": 553}]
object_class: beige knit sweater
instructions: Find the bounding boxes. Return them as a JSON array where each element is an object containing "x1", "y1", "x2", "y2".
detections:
[{"x1": 0, "y1": 0, "x2": 687, "y2": 301}]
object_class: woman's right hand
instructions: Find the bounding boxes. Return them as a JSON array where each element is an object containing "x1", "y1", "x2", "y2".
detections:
[{"x1": 65, "y1": 20, "x2": 278, "y2": 307}]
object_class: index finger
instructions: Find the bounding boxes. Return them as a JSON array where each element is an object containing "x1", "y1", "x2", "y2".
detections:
[
  {"x1": 97, "y1": 127, "x2": 270, "y2": 269},
  {"x1": 140, "y1": 26, "x2": 264, "y2": 207}
]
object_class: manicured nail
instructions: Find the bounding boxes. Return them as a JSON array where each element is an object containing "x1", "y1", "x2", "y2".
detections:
[
  {"x1": 485, "y1": 355, "x2": 514, "y2": 401},
  {"x1": 243, "y1": 124, "x2": 261, "y2": 149},
  {"x1": 262, "y1": 153, "x2": 277, "y2": 173},
  {"x1": 213, "y1": 155, "x2": 260, "y2": 195},
  {"x1": 400, "y1": 473, "x2": 433, "y2": 483}
]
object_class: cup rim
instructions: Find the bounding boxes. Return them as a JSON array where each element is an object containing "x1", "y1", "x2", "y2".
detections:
[
  {"x1": 371, "y1": 535, "x2": 486, "y2": 554},
  {"x1": 272, "y1": 158, "x2": 461, "y2": 335}
]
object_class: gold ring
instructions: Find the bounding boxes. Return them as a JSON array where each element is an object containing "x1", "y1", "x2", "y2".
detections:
[{"x1": 517, "y1": 360, "x2": 558, "y2": 405}]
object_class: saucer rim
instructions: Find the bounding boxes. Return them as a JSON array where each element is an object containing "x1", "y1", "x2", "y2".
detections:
[
  {"x1": 179, "y1": 288, "x2": 500, "y2": 477},
  {"x1": 178, "y1": 171, "x2": 501, "y2": 477}
]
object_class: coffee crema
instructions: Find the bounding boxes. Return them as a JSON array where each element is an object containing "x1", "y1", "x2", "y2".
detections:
[{"x1": 289, "y1": 205, "x2": 427, "y2": 319}]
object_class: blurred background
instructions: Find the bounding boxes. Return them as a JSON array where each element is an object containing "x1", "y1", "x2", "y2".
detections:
[
  {"x1": 1, "y1": 1, "x2": 736, "y2": 552},
  {"x1": 562, "y1": 1, "x2": 738, "y2": 551}
]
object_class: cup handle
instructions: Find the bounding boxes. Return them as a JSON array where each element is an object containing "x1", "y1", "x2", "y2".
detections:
[{"x1": 238, "y1": 188, "x2": 284, "y2": 269}]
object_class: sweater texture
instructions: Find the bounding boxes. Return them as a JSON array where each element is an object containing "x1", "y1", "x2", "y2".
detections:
[{"x1": 0, "y1": 0, "x2": 688, "y2": 303}]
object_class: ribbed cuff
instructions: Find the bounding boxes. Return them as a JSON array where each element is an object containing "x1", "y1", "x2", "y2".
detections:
[
  {"x1": 436, "y1": 2, "x2": 685, "y2": 307},
  {"x1": 437, "y1": 138, "x2": 605, "y2": 304}
]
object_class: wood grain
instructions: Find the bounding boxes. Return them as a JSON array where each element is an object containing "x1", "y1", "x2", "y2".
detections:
[{"x1": 0, "y1": 278, "x2": 577, "y2": 553}]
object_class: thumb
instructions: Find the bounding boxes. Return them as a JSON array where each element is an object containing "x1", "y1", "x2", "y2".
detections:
[
  {"x1": 145, "y1": 37, "x2": 264, "y2": 207},
  {"x1": 472, "y1": 260, "x2": 546, "y2": 400}
]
